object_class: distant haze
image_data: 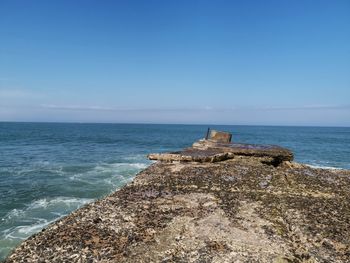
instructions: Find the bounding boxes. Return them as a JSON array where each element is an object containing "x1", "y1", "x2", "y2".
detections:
[{"x1": 1, "y1": 0, "x2": 349, "y2": 126}]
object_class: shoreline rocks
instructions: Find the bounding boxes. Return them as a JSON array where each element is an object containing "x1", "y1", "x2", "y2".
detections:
[
  {"x1": 5, "y1": 140, "x2": 350, "y2": 262},
  {"x1": 149, "y1": 139, "x2": 294, "y2": 166}
]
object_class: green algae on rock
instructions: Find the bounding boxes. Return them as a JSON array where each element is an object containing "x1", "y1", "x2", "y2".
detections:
[{"x1": 5, "y1": 140, "x2": 350, "y2": 263}]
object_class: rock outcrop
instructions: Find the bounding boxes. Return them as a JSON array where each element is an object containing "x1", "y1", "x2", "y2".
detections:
[
  {"x1": 149, "y1": 139, "x2": 293, "y2": 166},
  {"x1": 5, "y1": 140, "x2": 350, "y2": 263}
]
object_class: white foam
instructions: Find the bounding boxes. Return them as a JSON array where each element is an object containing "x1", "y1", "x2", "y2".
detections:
[
  {"x1": 28, "y1": 197, "x2": 93, "y2": 209},
  {"x1": 1, "y1": 160, "x2": 149, "y2": 246},
  {"x1": 15, "y1": 219, "x2": 49, "y2": 235},
  {"x1": 100, "y1": 162, "x2": 149, "y2": 169},
  {"x1": 68, "y1": 174, "x2": 92, "y2": 182},
  {"x1": 69, "y1": 162, "x2": 149, "y2": 182},
  {"x1": 3, "y1": 218, "x2": 55, "y2": 240},
  {"x1": 3, "y1": 197, "x2": 93, "y2": 222},
  {"x1": 306, "y1": 164, "x2": 344, "y2": 170},
  {"x1": 3, "y1": 209, "x2": 25, "y2": 220},
  {"x1": 103, "y1": 174, "x2": 133, "y2": 188},
  {"x1": 1, "y1": 197, "x2": 94, "y2": 242}
]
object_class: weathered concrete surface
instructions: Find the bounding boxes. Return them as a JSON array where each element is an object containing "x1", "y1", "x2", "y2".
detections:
[
  {"x1": 5, "y1": 145, "x2": 350, "y2": 262},
  {"x1": 207, "y1": 129, "x2": 232, "y2": 143},
  {"x1": 148, "y1": 148, "x2": 236, "y2": 163},
  {"x1": 149, "y1": 139, "x2": 293, "y2": 166}
]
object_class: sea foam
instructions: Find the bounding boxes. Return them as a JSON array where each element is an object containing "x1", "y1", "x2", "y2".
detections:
[
  {"x1": 306, "y1": 164, "x2": 344, "y2": 170},
  {"x1": 1, "y1": 197, "x2": 93, "y2": 241}
]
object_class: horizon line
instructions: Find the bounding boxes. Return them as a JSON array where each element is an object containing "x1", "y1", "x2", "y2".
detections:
[{"x1": 1, "y1": 120, "x2": 349, "y2": 128}]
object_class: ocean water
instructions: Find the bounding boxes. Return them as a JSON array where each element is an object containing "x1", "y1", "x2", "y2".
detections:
[{"x1": 0, "y1": 123, "x2": 349, "y2": 259}]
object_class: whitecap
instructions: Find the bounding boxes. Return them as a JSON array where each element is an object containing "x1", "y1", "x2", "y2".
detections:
[
  {"x1": 2, "y1": 209, "x2": 25, "y2": 220},
  {"x1": 306, "y1": 164, "x2": 344, "y2": 170},
  {"x1": 103, "y1": 174, "x2": 133, "y2": 188},
  {"x1": 29, "y1": 197, "x2": 93, "y2": 209},
  {"x1": 98, "y1": 162, "x2": 149, "y2": 170},
  {"x1": 68, "y1": 162, "x2": 149, "y2": 182},
  {"x1": 2, "y1": 197, "x2": 93, "y2": 223},
  {"x1": 1, "y1": 196, "x2": 94, "y2": 243},
  {"x1": 3, "y1": 218, "x2": 54, "y2": 240}
]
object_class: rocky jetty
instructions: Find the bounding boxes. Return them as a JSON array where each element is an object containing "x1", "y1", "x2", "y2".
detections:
[
  {"x1": 5, "y1": 137, "x2": 350, "y2": 262},
  {"x1": 149, "y1": 139, "x2": 293, "y2": 166}
]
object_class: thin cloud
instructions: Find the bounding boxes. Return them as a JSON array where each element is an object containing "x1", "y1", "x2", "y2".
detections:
[
  {"x1": 0, "y1": 88, "x2": 44, "y2": 99},
  {"x1": 40, "y1": 104, "x2": 350, "y2": 112},
  {"x1": 40, "y1": 104, "x2": 216, "y2": 112},
  {"x1": 41, "y1": 104, "x2": 118, "y2": 111},
  {"x1": 256, "y1": 105, "x2": 350, "y2": 111}
]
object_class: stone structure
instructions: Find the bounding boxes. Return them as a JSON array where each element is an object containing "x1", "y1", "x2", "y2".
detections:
[
  {"x1": 207, "y1": 129, "x2": 232, "y2": 143},
  {"x1": 5, "y1": 139, "x2": 350, "y2": 263},
  {"x1": 149, "y1": 137, "x2": 293, "y2": 166}
]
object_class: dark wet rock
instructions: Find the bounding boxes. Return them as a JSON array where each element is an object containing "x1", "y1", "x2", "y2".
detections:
[{"x1": 5, "y1": 143, "x2": 350, "y2": 263}]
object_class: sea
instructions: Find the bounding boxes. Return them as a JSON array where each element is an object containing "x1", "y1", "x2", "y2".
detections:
[{"x1": 0, "y1": 122, "x2": 349, "y2": 260}]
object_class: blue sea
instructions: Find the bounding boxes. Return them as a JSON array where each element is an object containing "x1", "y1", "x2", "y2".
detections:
[{"x1": 0, "y1": 122, "x2": 349, "y2": 260}]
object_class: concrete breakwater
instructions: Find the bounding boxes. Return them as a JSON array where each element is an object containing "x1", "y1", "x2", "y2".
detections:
[{"x1": 5, "y1": 138, "x2": 350, "y2": 262}]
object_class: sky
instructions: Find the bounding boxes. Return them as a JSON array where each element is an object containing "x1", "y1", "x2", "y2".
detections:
[{"x1": 0, "y1": 0, "x2": 349, "y2": 126}]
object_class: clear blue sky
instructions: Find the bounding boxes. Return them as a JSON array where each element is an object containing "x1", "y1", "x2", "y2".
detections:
[{"x1": 1, "y1": 0, "x2": 349, "y2": 126}]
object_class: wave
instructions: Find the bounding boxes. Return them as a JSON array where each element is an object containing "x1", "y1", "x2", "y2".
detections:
[
  {"x1": 0, "y1": 158, "x2": 150, "y2": 259},
  {"x1": 1, "y1": 197, "x2": 93, "y2": 240},
  {"x1": 3, "y1": 219, "x2": 54, "y2": 240},
  {"x1": 28, "y1": 197, "x2": 93, "y2": 209},
  {"x1": 68, "y1": 162, "x2": 149, "y2": 182},
  {"x1": 306, "y1": 164, "x2": 344, "y2": 170},
  {"x1": 106, "y1": 162, "x2": 149, "y2": 169}
]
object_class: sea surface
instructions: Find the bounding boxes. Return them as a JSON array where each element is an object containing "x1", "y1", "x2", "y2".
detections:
[{"x1": 0, "y1": 122, "x2": 349, "y2": 260}]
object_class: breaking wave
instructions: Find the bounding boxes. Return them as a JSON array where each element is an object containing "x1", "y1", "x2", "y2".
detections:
[
  {"x1": 306, "y1": 164, "x2": 344, "y2": 170},
  {"x1": 1, "y1": 197, "x2": 93, "y2": 239},
  {"x1": 0, "y1": 159, "x2": 150, "y2": 260}
]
